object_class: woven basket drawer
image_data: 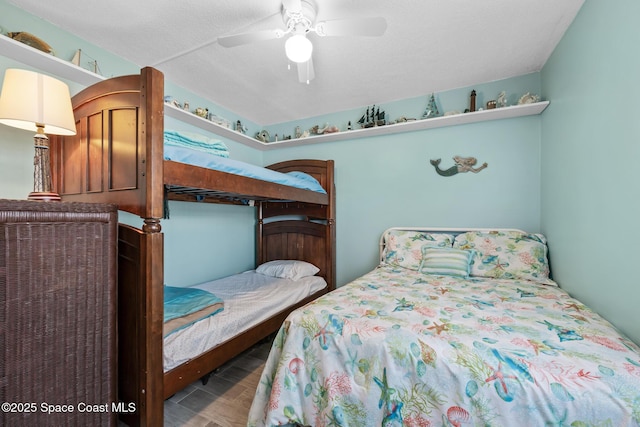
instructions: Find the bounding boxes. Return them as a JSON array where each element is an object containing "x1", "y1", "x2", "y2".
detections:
[{"x1": 0, "y1": 200, "x2": 117, "y2": 427}]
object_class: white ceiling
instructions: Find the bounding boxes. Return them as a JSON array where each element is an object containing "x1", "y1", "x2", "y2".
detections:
[{"x1": 9, "y1": 0, "x2": 584, "y2": 126}]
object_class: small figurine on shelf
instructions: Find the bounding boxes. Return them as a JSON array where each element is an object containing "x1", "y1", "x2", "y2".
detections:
[
  {"x1": 497, "y1": 91, "x2": 508, "y2": 108},
  {"x1": 164, "y1": 96, "x2": 182, "y2": 109},
  {"x1": 347, "y1": 121, "x2": 352, "y2": 131},
  {"x1": 295, "y1": 126, "x2": 303, "y2": 138},
  {"x1": 518, "y1": 92, "x2": 540, "y2": 105},
  {"x1": 69, "y1": 48, "x2": 102, "y2": 74},
  {"x1": 358, "y1": 105, "x2": 386, "y2": 128},
  {"x1": 194, "y1": 107, "x2": 208, "y2": 118},
  {"x1": 256, "y1": 130, "x2": 270, "y2": 143},
  {"x1": 7, "y1": 31, "x2": 54, "y2": 54},
  {"x1": 312, "y1": 123, "x2": 339, "y2": 134},
  {"x1": 422, "y1": 93, "x2": 441, "y2": 119},
  {"x1": 209, "y1": 113, "x2": 231, "y2": 128},
  {"x1": 235, "y1": 120, "x2": 248, "y2": 134},
  {"x1": 469, "y1": 89, "x2": 477, "y2": 112}
]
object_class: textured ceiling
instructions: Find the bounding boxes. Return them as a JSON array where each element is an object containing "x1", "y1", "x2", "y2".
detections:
[{"x1": 9, "y1": 0, "x2": 584, "y2": 125}]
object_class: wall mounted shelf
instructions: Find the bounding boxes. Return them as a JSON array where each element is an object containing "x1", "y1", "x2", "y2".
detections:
[
  {"x1": 0, "y1": 34, "x2": 105, "y2": 86},
  {"x1": 2, "y1": 34, "x2": 549, "y2": 151},
  {"x1": 165, "y1": 101, "x2": 549, "y2": 151},
  {"x1": 261, "y1": 102, "x2": 550, "y2": 150}
]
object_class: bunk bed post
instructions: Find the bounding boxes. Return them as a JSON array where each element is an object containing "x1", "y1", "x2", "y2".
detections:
[
  {"x1": 139, "y1": 66, "x2": 165, "y2": 222},
  {"x1": 136, "y1": 66, "x2": 165, "y2": 427},
  {"x1": 326, "y1": 160, "x2": 336, "y2": 291},
  {"x1": 257, "y1": 203, "x2": 265, "y2": 265}
]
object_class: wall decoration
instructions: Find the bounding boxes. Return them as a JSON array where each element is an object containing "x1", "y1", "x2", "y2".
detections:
[
  {"x1": 70, "y1": 49, "x2": 102, "y2": 75},
  {"x1": 294, "y1": 126, "x2": 310, "y2": 138},
  {"x1": 497, "y1": 91, "x2": 508, "y2": 108},
  {"x1": 422, "y1": 93, "x2": 441, "y2": 119},
  {"x1": 6, "y1": 31, "x2": 54, "y2": 54},
  {"x1": 469, "y1": 89, "x2": 477, "y2": 112},
  {"x1": 164, "y1": 96, "x2": 182, "y2": 109},
  {"x1": 312, "y1": 123, "x2": 339, "y2": 134},
  {"x1": 256, "y1": 130, "x2": 270, "y2": 142},
  {"x1": 235, "y1": 120, "x2": 248, "y2": 134},
  {"x1": 430, "y1": 156, "x2": 488, "y2": 177},
  {"x1": 518, "y1": 92, "x2": 540, "y2": 105},
  {"x1": 194, "y1": 107, "x2": 209, "y2": 118},
  {"x1": 358, "y1": 105, "x2": 386, "y2": 128}
]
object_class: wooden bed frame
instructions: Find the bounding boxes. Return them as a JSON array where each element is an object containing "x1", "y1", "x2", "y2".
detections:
[{"x1": 50, "y1": 67, "x2": 336, "y2": 427}]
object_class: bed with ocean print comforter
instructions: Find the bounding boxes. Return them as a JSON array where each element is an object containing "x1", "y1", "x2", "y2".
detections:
[{"x1": 248, "y1": 230, "x2": 640, "y2": 427}]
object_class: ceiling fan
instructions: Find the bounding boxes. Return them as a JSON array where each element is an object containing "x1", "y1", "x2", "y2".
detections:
[{"x1": 217, "y1": 0, "x2": 387, "y2": 84}]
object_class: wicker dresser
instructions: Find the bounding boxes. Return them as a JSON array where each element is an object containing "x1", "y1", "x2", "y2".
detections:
[{"x1": 0, "y1": 200, "x2": 118, "y2": 427}]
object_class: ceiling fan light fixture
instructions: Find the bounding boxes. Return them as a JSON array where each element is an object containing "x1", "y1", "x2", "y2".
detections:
[{"x1": 285, "y1": 34, "x2": 313, "y2": 63}]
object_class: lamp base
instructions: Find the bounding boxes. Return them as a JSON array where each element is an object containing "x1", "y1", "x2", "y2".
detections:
[
  {"x1": 28, "y1": 191, "x2": 61, "y2": 202},
  {"x1": 29, "y1": 128, "x2": 60, "y2": 202}
]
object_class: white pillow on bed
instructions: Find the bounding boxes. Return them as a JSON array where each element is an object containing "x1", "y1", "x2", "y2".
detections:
[{"x1": 256, "y1": 260, "x2": 320, "y2": 281}]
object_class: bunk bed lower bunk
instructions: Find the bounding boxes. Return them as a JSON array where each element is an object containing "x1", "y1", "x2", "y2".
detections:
[{"x1": 51, "y1": 66, "x2": 336, "y2": 427}]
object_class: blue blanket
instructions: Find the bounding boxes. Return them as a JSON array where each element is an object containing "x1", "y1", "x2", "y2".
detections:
[
  {"x1": 164, "y1": 145, "x2": 327, "y2": 194},
  {"x1": 164, "y1": 285, "x2": 224, "y2": 337},
  {"x1": 164, "y1": 130, "x2": 229, "y2": 158}
]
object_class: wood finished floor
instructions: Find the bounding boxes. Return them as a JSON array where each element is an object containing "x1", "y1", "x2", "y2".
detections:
[{"x1": 163, "y1": 338, "x2": 272, "y2": 427}]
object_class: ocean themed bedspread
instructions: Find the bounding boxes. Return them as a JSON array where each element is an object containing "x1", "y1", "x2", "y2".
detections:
[{"x1": 248, "y1": 265, "x2": 640, "y2": 426}]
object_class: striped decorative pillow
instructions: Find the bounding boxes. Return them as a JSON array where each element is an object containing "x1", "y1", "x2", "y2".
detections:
[{"x1": 419, "y1": 247, "x2": 474, "y2": 278}]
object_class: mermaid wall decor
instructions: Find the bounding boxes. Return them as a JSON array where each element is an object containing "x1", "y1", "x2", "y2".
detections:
[{"x1": 430, "y1": 156, "x2": 488, "y2": 177}]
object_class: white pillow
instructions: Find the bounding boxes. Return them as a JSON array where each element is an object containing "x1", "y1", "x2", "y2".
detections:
[{"x1": 256, "y1": 260, "x2": 320, "y2": 281}]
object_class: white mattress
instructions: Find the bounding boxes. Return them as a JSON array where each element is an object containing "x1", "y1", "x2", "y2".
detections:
[{"x1": 163, "y1": 270, "x2": 327, "y2": 371}]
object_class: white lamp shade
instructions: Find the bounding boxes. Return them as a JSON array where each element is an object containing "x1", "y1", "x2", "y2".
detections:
[
  {"x1": 285, "y1": 35, "x2": 313, "y2": 63},
  {"x1": 0, "y1": 69, "x2": 76, "y2": 136}
]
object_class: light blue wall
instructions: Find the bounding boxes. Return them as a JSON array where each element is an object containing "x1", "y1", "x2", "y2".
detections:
[
  {"x1": 541, "y1": 0, "x2": 640, "y2": 344},
  {"x1": 264, "y1": 111, "x2": 543, "y2": 285}
]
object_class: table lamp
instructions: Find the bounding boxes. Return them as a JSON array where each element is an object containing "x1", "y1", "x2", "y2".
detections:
[{"x1": 0, "y1": 68, "x2": 77, "y2": 201}]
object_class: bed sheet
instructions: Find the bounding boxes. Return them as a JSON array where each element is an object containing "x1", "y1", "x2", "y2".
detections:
[
  {"x1": 164, "y1": 145, "x2": 327, "y2": 194},
  {"x1": 248, "y1": 265, "x2": 640, "y2": 426},
  {"x1": 163, "y1": 271, "x2": 327, "y2": 372}
]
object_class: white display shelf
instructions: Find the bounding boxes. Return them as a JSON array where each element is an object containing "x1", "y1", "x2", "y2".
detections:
[
  {"x1": 2, "y1": 34, "x2": 549, "y2": 151},
  {"x1": 166, "y1": 101, "x2": 549, "y2": 150},
  {"x1": 263, "y1": 101, "x2": 550, "y2": 150},
  {"x1": 0, "y1": 34, "x2": 105, "y2": 86},
  {"x1": 163, "y1": 103, "x2": 266, "y2": 149}
]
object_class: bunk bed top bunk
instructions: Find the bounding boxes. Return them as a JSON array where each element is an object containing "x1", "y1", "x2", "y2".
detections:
[
  {"x1": 50, "y1": 66, "x2": 336, "y2": 427},
  {"x1": 51, "y1": 66, "x2": 333, "y2": 222}
]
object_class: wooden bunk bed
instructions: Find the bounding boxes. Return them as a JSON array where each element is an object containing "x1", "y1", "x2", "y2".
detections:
[{"x1": 50, "y1": 66, "x2": 336, "y2": 427}]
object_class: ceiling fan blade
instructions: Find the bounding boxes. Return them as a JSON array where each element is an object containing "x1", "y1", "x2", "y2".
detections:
[
  {"x1": 297, "y1": 57, "x2": 315, "y2": 84},
  {"x1": 315, "y1": 16, "x2": 387, "y2": 37},
  {"x1": 218, "y1": 29, "x2": 282, "y2": 48},
  {"x1": 282, "y1": 0, "x2": 303, "y2": 14}
]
